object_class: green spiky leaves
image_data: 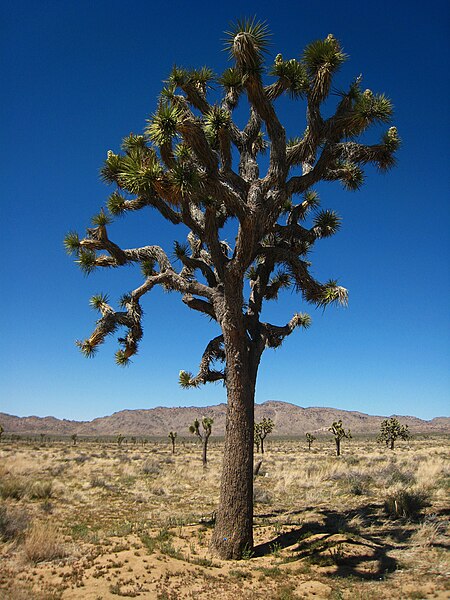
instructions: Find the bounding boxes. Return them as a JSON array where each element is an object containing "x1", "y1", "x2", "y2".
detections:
[
  {"x1": 116, "y1": 153, "x2": 162, "y2": 195},
  {"x1": 167, "y1": 163, "x2": 201, "y2": 199},
  {"x1": 121, "y1": 134, "x2": 147, "y2": 153},
  {"x1": 337, "y1": 162, "x2": 365, "y2": 191},
  {"x1": 292, "y1": 312, "x2": 312, "y2": 329},
  {"x1": 265, "y1": 271, "x2": 291, "y2": 300},
  {"x1": 190, "y1": 66, "x2": 215, "y2": 88},
  {"x1": 91, "y1": 209, "x2": 112, "y2": 227},
  {"x1": 302, "y1": 34, "x2": 347, "y2": 77},
  {"x1": 303, "y1": 34, "x2": 347, "y2": 103},
  {"x1": 203, "y1": 106, "x2": 230, "y2": 143},
  {"x1": 76, "y1": 339, "x2": 97, "y2": 358},
  {"x1": 76, "y1": 250, "x2": 97, "y2": 275},
  {"x1": 319, "y1": 280, "x2": 348, "y2": 308},
  {"x1": 100, "y1": 150, "x2": 122, "y2": 184},
  {"x1": 168, "y1": 65, "x2": 214, "y2": 90},
  {"x1": 225, "y1": 17, "x2": 270, "y2": 73},
  {"x1": 313, "y1": 210, "x2": 341, "y2": 238},
  {"x1": 146, "y1": 104, "x2": 183, "y2": 146},
  {"x1": 141, "y1": 259, "x2": 156, "y2": 278},
  {"x1": 107, "y1": 191, "x2": 126, "y2": 216},
  {"x1": 179, "y1": 370, "x2": 199, "y2": 389},
  {"x1": 269, "y1": 57, "x2": 309, "y2": 98},
  {"x1": 115, "y1": 350, "x2": 131, "y2": 367},
  {"x1": 119, "y1": 293, "x2": 132, "y2": 308},
  {"x1": 89, "y1": 293, "x2": 110, "y2": 311},
  {"x1": 173, "y1": 241, "x2": 189, "y2": 260},
  {"x1": 219, "y1": 67, "x2": 243, "y2": 89},
  {"x1": 64, "y1": 232, "x2": 81, "y2": 255},
  {"x1": 340, "y1": 92, "x2": 394, "y2": 137}
]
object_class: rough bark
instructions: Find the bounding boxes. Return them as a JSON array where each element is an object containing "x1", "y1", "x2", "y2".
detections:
[
  {"x1": 202, "y1": 433, "x2": 210, "y2": 467},
  {"x1": 210, "y1": 284, "x2": 259, "y2": 559}
]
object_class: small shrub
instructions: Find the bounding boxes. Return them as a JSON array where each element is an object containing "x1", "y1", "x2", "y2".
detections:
[
  {"x1": 24, "y1": 521, "x2": 69, "y2": 563},
  {"x1": 253, "y1": 487, "x2": 272, "y2": 504},
  {"x1": 0, "y1": 476, "x2": 28, "y2": 499},
  {"x1": 74, "y1": 453, "x2": 89, "y2": 464},
  {"x1": 384, "y1": 487, "x2": 429, "y2": 519},
  {"x1": 387, "y1": 467, "x2": 416, "y2": 487},
  {"x1": 142, "y1": 460, "x2": 161, "y2": 475},
  {"x1": 0, "y1": 505, "x2": 30, "y2": 542},
  {"x1": 29, "y1": 480, "x2": 53, "y2": 500},
  {"x1": 90, "y1": 475, "x2": 108, "y2": 488}
]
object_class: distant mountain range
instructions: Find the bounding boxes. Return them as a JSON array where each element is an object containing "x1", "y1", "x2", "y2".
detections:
[{"x1": 1, "y1": 401, "x2": 448, "y2": 437}]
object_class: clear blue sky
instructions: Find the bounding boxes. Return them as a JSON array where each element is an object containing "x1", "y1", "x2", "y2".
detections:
[{"x1": 1, "y1": 0, "x2": 449, "y2": 421}]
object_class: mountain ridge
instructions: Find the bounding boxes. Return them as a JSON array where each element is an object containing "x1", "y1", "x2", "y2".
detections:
[{"x1": 1, "y1": 400, "x2": 448, "y2": 437}]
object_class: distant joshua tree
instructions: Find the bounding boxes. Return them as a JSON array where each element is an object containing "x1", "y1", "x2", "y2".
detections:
[
  {"x1": 254, "y1": 418, "x2": 274, "y2": 454},
  {"x1": 189, "y1": 417, "x2": 213, "y2": 466},
  {"x1": 378, "y1": 417, "x2": 410, "y2": 450},
  {"x1": 117, "y1": 433, "x2": 125, "y2": 447},
  {"x1": 254, "y1": 425, "x2": 261, "y2": 453},
  {"x1": 71, "y1": 433, "x2": 78, "y2": 446},
  {"x1": 168, "y1": 431, "x2": 177, "y2": 454},
  {"x1": 305, "y1": 432, "x2": 316, "y2": 450},
  {"x1": 0, "y1": 424, "x2": 4, "y2": 442},
  {"x1": 329, "y1": 420, "x2": 351, "y2": 456}
]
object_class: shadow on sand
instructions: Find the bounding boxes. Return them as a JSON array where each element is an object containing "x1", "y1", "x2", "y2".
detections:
[{"x1": 253, "y1": 503, "x2": 406, "y2": 580}]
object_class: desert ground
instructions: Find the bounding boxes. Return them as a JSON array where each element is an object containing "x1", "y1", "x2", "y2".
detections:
[{"x1": 0, "y1": 434, "x2": 449, "y2": 599}]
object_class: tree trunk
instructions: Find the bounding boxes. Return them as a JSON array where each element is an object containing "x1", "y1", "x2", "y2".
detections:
[
  {"x1": 336, "y1": 438, "x2": 340, "y2": 456},
  {"x1": 202, "y1": 435, "x2": 209, "y2": 467},
  {"x1": 210, "y1": 360, "x2": 256, "y2": 558},
  {"x1": 210, "y1": 282, "x2": 259, "y2": 559},
  {"x1": 390, "y1": 439, "x2": 395, "y2": 450},
  {"x1": 171, "y1": 440, "x2": 175, "y2": 454},
  {"x1": 260, "y1": 435, "x2": 265, "y2": 454}
]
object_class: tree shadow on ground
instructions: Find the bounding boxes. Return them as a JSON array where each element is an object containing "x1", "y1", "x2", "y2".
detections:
[{"x1": 253, "y1": 503, "x2": 404, "y2": 580}]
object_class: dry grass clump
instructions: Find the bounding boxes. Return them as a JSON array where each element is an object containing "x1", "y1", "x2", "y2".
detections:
[
  {"x1": 410, "y1": 516, "x2": 448, "y2": 547},
  {"x1": 23, "y1": 520, "x2": 69, "y2": 563},
  {"x1": 0, "y1": 505, "x2": 30, "y2": 542},
  {"x1": 383, "y1": 486, "x2": 430, "y2": 519},
  {"x1": 0, "y1": 476, "x2": 29, "y2": 500},
  {"x1": 28, "y1": 480, "x2": 53, "y2": 500},
  {"x1": 142, "y1": 459, "x2": 161, "y2": 475}
]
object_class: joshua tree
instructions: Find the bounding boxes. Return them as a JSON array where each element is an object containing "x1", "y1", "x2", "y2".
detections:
[
  {"x1": 329, "y1": 420, "x2": 351, "y2": 456},
  {"x1": 168, "y1": 431, "x2": 177, "y2": 453},
  {"x1": 254, "y1": 424, "x2": 261, "y2": 453},
  {"x1": 0, "y1": 424, "x2": 4, "y2": 442},
  {"x1": 189, "y1": 417, "x2": 213, "y2": 466},
  {"x1": 65, "y1": 20, "x2": 399, "y2": 558},
  {"x1": 378, "y1": 417, "x2": 410, "y2": 450},
  {"x1": 71, "y1": 433, "x2": 78, "y2": 446},
  {"x1": 306, "y1": 432, "x2": 316, "y2": 450},
  {"x1": 254, "y1": 417, "x2": 274, "y2": 454},
  {"x1": 117, "y1": 434, "x2": 125, "y2": 447}
]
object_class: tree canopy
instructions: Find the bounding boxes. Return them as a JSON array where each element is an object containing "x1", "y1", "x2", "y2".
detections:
[{"x1": 65, "y1": 19, "x2": 399, "y2": 379}]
